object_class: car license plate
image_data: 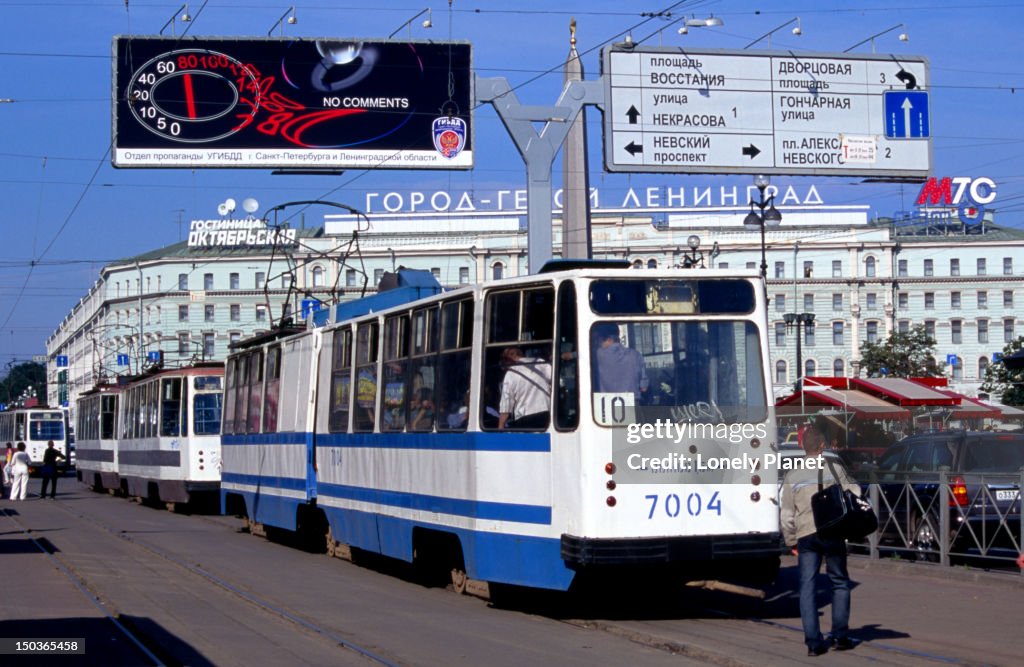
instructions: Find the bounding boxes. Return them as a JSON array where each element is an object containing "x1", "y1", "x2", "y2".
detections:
[{"x1": 995, "y1": 489, "x2": 1019, "y2": 501}]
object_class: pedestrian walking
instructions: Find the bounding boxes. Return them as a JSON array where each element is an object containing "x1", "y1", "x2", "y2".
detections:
[
  {"x1": 1, "y1": 442, "x2": 13, "y2": 490},
  {"x1": 8, "y1": 442, "x2": 31, "y2": 501},
  {"x1": 39, "y1": 440, "x2": 65, "y2": 499},
  {"x1": 781, "y1": 417, "x2": 861, "y2": 656}
]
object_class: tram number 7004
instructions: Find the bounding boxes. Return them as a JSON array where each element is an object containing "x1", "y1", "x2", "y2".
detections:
[{"x1": 645, "y1": 492, "x2": 721, "y2": 520}]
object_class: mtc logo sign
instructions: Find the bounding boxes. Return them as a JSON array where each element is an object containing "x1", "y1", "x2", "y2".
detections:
[{"x1": 915, "y1": 176, "x2": 996, "y2": 224}]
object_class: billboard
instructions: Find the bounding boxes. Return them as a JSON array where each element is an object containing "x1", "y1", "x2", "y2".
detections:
[
  {"x1": 602, "y1": 46, "x2": 930, "y2": 178},
  {"x1": 112, "y1": 36, "x2": 473, "y2": 169}
]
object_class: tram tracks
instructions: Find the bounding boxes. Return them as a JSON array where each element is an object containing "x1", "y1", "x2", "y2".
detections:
[{"x1": 15, "y1": 500, "x2": 401, "y2": 667}]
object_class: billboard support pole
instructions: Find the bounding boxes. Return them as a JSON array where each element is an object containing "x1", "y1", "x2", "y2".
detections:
[{"x1": 475, "y1": 75, "x2": 604, "y2": 273}]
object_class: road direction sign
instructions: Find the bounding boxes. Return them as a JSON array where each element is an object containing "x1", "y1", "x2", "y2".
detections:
[
  {"x1": 117, "y1": 354, "x2": 130, "y2": 366},
  {"x1": 56, "y1": 355, "x2": 69, "y2": 367},
  {"x1": 947, "y1": 354, "x2": 958, "y2": 366},
  {"x1": 883, "y1": 90, "x2": 929, "y2": 138},
  {"x1": 602, "y1": 46, "x2": 931, "y2": 177}
]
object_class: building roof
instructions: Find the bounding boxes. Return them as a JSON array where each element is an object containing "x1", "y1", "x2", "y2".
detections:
[{"x1": 777, "y1": 386, "x2": 911, "y2": 420}]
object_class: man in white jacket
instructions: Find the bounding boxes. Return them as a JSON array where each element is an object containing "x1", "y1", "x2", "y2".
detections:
[{"x1": 8, "y1": 442, "x2": 31, "y2": 500}]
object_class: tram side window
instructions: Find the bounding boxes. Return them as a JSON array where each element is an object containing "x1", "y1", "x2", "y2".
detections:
[
  {"x1": 483, "y1": 286, "x2": 554, "y2": 431},
  {"x1": 235, "y1": 353, "x2": 250, "y2": 435},
  {"x1": 328, "y1": 329, "x2": 353, "y2": 433},
  {"x1": 408, "y1": 306, "x2": 439, "y2": 432},
  {"x1": 555, "y1": 282, "x2": 579, "y2": 430},
  {"x1": 353, "y1": 322, "x2": 379, "y2": 432},
  {"x1": 437, "y1": 299, "x2": 474, "y2": 432},
  {"x1": 101, "y1": 395, "x2": 117, "y2": 439},
  {"x1": 223, "y1": 358, "x2": 238, "y2": 435},
  {"x1": 381, "y1": 314, "x2": 410, "y2": 432},
  {"x1": 247, "y1": 351, "x2": 264, "y2": 433},
  {"x1": 161, "y1": 378, "x2": 182, "y2": 437},
  {"x1": 263, "y1": 346, "x2": 282, "y2": 433}
]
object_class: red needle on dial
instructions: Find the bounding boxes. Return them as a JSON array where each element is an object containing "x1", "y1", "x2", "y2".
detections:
[{"x1": 183, "y1": 73, "x2": 197, "y2": 119}]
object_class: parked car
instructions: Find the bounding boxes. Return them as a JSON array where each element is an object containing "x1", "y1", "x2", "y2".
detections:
[{"x1": 871, "y1": 431, "x2": 1024, "y2": 560}]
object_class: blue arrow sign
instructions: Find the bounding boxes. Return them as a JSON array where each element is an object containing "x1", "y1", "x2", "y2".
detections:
[
  {"x1": 301, "y1": 299, "x2": 323, "y2": 319},
  {"x1": 946, "y1": 354, "x2": 958, "y2": 366},
  {"x1": 117, "y1": 354, "x2": 129, "y2": 366},
  {"x1": 56, "y1": 355, "x2": 69, "y2": 367},
  {"x1": 993, "y1": 352, "x2": 1003, "y2": 362},
  {"x1": 147, "y1": 351, "x2": 162, "y2": 362},
  {"x1": 884, "y1": 90, "x2": 929, "y2": 139}
]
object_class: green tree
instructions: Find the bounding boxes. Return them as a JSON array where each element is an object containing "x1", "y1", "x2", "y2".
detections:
[
  {"x1": 981, "y1": 336, "x2": 1024, "y2": 406},
  {"x1": 0, "y1": 361, "x2": 46, "y2": 406},
  {"x1": 859, "y1": 325, "x2": 943, "y2": 378}
]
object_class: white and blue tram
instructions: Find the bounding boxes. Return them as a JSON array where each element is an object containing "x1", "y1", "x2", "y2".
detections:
[
  {"x1": 221, "y1": 264, "x2": 782, "y2": 591},
  {"x1": 112, "y1": 363, "x2": 224, "y2": 506},
  {"x1": 0, "y1": 406, "x2": 70, "y2": 468},
  {"x1": 75, "y1": 383, "x2": 122, "y2": 491}
]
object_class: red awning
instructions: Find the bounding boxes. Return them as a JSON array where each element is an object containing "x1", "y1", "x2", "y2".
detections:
[
  {"x1": 777, "y1": 386, "x2": 911, "y2": 420},
  {"x1": 936, "y1": 390, "x2": 1003, "y2": 419},
  {"x1": 851, "y1": 377, "x2": 959, "y2": 407}
]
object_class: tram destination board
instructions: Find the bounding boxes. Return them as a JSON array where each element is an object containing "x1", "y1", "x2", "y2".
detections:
[
  {"x1": 112, "y1": 36, "x2": 473, "y2": 169},
  {"x1": 602, "y1": 46, "x2": 930, "y2": 178}
]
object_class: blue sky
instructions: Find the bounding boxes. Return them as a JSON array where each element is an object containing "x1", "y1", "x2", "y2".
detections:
[{"x1": 1, "y1": 0, "x2": 1022, "y2": 365}]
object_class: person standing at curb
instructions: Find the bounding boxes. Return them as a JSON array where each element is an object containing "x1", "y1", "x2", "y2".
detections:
[
  {"x1": 781, "y1": 418, "x2": 862, "y2": 657},
  {"x1": 8, "y1": 442, "x2": 31, "y2": 501}
]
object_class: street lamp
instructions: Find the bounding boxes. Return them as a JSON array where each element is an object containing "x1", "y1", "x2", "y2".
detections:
[
  {"x1": 744, "y1": 17, "x2": 801, "y2": 49},
  {"x1": 784, "y1": 312, "x2": 815, "y2": 388},
  {"x1": 743, "y1": 175, "x2": 782, "y2": 279},
  {"x1": 843, "y1": 24, "x2": 908, "y2": 53}
]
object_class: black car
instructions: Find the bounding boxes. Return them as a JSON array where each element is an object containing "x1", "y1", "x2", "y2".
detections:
[{"x1": 871, "y1": 431, "x2": 1024, "y2": 560}]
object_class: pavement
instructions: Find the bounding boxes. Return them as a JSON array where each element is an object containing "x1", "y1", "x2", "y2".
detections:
[{"x1": 2, "y1": 475, "x2": 1023, "y2": 667}]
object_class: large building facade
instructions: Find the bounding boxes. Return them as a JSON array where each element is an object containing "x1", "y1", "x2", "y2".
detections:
[{"x1": 46, "y1": 194, "x2": 1024, "y2": 415}]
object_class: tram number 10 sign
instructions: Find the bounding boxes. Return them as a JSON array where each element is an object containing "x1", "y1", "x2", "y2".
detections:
[{"x1": 112, "y1": 36, "x2": 473, "y2": 170}]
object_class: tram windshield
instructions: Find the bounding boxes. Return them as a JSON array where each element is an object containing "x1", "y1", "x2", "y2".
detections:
[
  {"x1": 29, "y1": 412, "x2": 66, "y2": 441},
  {"x1": 590, "y1": 320, "x2": 767, "y2": 426}
]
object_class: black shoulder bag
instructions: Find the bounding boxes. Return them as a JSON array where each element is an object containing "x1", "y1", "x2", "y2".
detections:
[{"x1": 810, "y1": 458, "x2": 878, "y2": 540}]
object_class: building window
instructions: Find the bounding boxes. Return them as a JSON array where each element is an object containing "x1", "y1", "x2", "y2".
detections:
[
  {"x1": 832, "y1": 293, "x2": 842, "y2": 311},
  {"x1": 898, "y1": 292, "x2": 908, "y2": 309},
  {"x1": 925, "y1": 292, "x2": 934, "y2": 309},
  {"x1": 775, "y1": 322, "x2": 786, "y2": 347},
  {"x1": 950, "y1": 258, "x2": 960, "y2": 276},
  {"x1": 230, "y1": 272, "x2": 239, "y2": 289},
  {"x1": 805, "y1": 359, "x2": 816, "y2": 377},
  {"x1": 1005, "y1": 319, "x2": 1015, "y2": 343},
  {"x1": 204, "y1": 273, "x2": 214, "y2": 290},
  {"x1": 899, "y1": 319, "x2": 910, "y2": 334},
  {"x1": 178, "y1": 305, "x2": 189, "y2": 322},
  {"x1": 774, "y1": 262, "x2": 785, "y2": 279},
  {"x1": 775, "y1": 360, "x2": 787, "y2": 384},
  {"x1": 865, "y1": 256, "x2": 876, "y2": 277},
  {"x1": 803, "y1": 294, "x2": 814, "y2": 311},
  {"x1": 177, "y1": 333, "x2": 190, "y2": 355},
  {"x1": 803, "y1": 260, "x2": 813, "y2": 278},
  {"x1": 647, "y1": 259, "x2": 658, "y2": 269},
  {"x1": 979, "y1": 356, "x2": 989, "y2": 380},
  {"x1": 951, "y1": 319, "x2": 962, "y2": 344},
  {"x1": 203, "y1": 332, "x2": 215, "y2": 358},
  {"x1": 146, "y1": 276, "x2": 151, "y2": 292},
  {"x1": 925, "y1": 320, "x2": 936, "y2": 339},
  {"x1": 373, "y1": 268, "x2": 384, "y2": 285},
  {"x1": 805, "y1": 322, "x2": 816, "y2": 347},
  {"x1": 776, "y1": 294, "x2": 786, "y2": 312},
  {"x1": 492, "y1": 262, "x2": 504, "y2": 280},
  {"x1": 977, "y1": 258, "x2": 986, "y2": 276},
  {"x1": 833, "y1": 321, "x2": 844, "y2": 345},
  {"x1": 204, "y1": 304, "x2": 215, "y2": 322},
  {"x1": 833, "y1": 358, "x2": 845, "y2": 377},
  {"x1": 745, "y1": 261, "x2": 756, "y2": 270},
  {"x1": 898, "y1": 259, "x2": 908, "y2": 277},
  {"x1": 866, "y1": 293, "x2": 877, "y2": 310},
  {"x1": 632, "y1": 259, "x2": 642, "y2": 269},
  {"x1": 951, "y1": 292, "x2": 961, "y2": 309},
  {"x1": 718, "y1": 262, "x2": 729, "y2": 269},
  {"x1": 1004, "y1": 257, "x2": 1013, "y2": 276},
  {"x1": 345, "y1": 269, "x2": 356, "y2": 287},
  {"x1": 924, "y1": 259, "x2": 933, "y2": 276},
  {"x1": 178, "y1": 273, "x2": 188, "y2": 290},
  {"x1": 281, "y1": 274, "x2": 292, "y2": 290},
  {"x1": 978, "y1": 319, "x2": 989, "y2": 344},
  {"x1": 256, "y1": 272, "x2": 266, "y2": 289},
  {"x1": 229, "y1": 332, "x2": 241, "y2": 346},
  {"x1": 1005, "y1": 291, "x2": 1014, "y2": 308},
  {"x1": 459, "y1": 267, "x2": 470, "y2": 284},
  {"x1": 431, "y1": 267, "x2": 441, "y2": 281},
  {"x1": 832, "y1": 260, "x2": 841, "y2": 277},
  {"x1": 311, "y1": 266, "x2": 324, "y2": 287},
  {"x1": 866, "y1": 321, "x2": 878, "y2": 344},
  {"x1": 230, "y1": 304, "x2": 240, "y2": 321},
  {"x1": 255, "y1": 304, "x2": 267, "y2": 322},
  {"x1": 952, "y1": 356, "x2": 963, "y2": 381},
  {"x1": 978, "y1": 291, "x2": 988, "y2": 309}
]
